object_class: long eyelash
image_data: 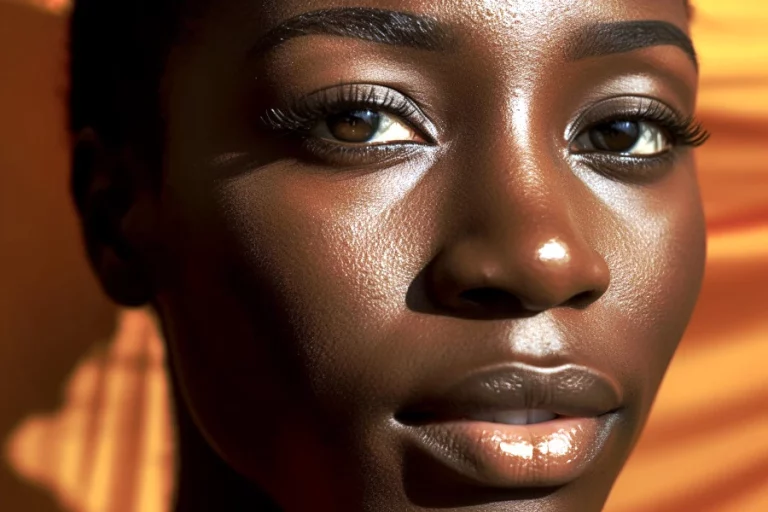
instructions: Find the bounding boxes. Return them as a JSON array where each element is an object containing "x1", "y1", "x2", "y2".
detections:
[
  {"x1": 261, "y1": 84, "x2": 420, "y2": 135},
  {"x1": 610, "y1": 100, "x2": 710, "y2": 148}
]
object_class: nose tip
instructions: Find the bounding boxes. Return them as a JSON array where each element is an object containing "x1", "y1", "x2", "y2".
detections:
[
  {"x1": 426, "y1": 234, "x2": 611, "y2": 317},
  {"x1": 516, "y1": 237, "x2": 610, "y2": 312}
]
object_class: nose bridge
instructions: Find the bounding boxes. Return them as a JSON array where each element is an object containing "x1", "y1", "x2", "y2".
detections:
[
  {"x1": 461, "y1": 85, "x2": 571, "y2": 240},
  {"x1": 464, "y1": 116, "x2": 577, "y2": 248}
]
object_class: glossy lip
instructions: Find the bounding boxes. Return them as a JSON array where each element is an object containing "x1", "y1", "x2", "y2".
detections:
[{"x1": 397, "y1": 363, "x2": 623, "y2": 488}]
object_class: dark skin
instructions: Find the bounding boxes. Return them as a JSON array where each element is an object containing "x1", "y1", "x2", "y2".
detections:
[{"x1": 74, "y1": 0, "x2": 706, "y2": 510}]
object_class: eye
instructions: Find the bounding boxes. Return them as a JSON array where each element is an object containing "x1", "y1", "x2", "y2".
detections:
[
  {"x1": 571, "y1": 120, "x2": 670, "y2": 156},
  {"x1": 312, "y1": 109, "x2": 425, "y2": 145}
]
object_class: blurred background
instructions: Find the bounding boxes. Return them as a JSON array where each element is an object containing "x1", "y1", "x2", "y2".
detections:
[{"x1": 0, "y1": 0, "x2": 766, "y2": 511}]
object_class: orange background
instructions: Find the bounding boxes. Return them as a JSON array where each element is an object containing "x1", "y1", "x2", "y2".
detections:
[{"x1": 0, "y1": 1, "x2": 766, "y2": 511}]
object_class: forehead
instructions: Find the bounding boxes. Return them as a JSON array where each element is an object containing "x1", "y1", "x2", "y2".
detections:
[{"x1": 251, "y1": 0, "x2": 691, "y2": 32}]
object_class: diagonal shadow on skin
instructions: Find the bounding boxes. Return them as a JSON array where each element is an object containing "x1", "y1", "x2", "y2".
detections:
[{"x1": 0, "y1": 1, "x2": 118, "y2": 510}]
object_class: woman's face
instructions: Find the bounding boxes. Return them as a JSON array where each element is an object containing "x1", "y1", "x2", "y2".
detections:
[{"x1": 149, "y1": 0, "x2": 706, "y2": 510}]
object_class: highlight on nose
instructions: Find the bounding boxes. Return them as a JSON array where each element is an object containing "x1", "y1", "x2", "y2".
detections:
[
  {"x1": 537, "y1": 238, "x2": 570, "y2": 264},
  {"x1": 512, "y1": 235, "x2": 611, "y2": 313}
]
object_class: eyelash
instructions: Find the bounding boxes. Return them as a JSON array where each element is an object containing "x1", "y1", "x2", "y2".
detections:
[
  {"x1": 574, "y1": 99, "x2": 709, "y2": 150},
  {"x1": 262, "y1": 84, "x2": 426, "y2": 138},
  {"x1": 260, "y1": 84, "x2": 432, "y2": 164},
  {"x1": 567, "y1": 97, "x2": 710, "y2": 181}
]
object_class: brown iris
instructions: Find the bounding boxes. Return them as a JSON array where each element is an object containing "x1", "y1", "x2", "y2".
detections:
[
  {"x1": 326, "y1": 110, "x2": 381, "y2": 143},
  {"x1": 588, "y1": 120, "x2": 641, "y2": 152}
]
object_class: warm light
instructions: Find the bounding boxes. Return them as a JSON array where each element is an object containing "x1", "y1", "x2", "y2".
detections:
[
  {"x1": 538, "y1": 431, "x2": 573, "y2": 457},
  {"x1": 499, "y1": 440, "x2": 535, "y2": 459},
  {"x1": 537, "y1": 238, "x2": 569, "y2": 263},
  {"x1": 8, "y1": 0, "x2": 71, "y2": 14},
  {"x1": 4, "y1": 311, "x2": 174, "y2": 512}
]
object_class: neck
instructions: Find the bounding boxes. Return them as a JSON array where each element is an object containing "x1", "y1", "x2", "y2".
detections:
[{"x1": 170, "y1": 378, "x2": 281, "y2": 511}]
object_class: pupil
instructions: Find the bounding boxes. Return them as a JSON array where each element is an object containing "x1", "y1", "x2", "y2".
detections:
[
  {"x1": 327, "y1": 110, "x2": 380, "y2": 143},
  {"x1": 589, "y1": 120, "x2": 640, "y2": 152}
]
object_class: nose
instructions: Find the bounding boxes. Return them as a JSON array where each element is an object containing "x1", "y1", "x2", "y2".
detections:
[{"x1": 425, "y1": 162, "x2": 610, "y2": 317}]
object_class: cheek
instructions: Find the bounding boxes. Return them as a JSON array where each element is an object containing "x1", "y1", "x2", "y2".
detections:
[
  {"x1": 596, "y1": 161, "x2": 706, "y2": 406},
  {"x1": 152, "y1": 164, "x2": 435, "y2": 497},
  {"x1": 153, "y1": 162, "x2": 440, "y2": 499},
  {"x1": 236, "y1": 169, "x2": 428, "y2": 356},
  {"x1": 158, "y1": 157, "x2": 440, "y2": 430}
]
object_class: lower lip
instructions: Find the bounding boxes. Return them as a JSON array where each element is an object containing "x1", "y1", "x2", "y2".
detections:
[{"x1": 404, "y1": 414, "x2": 618, "y2": 488}]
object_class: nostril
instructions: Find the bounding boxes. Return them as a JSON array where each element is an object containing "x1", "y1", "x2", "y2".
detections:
[
  {"x1": 459, "y1": 287, "x2": 515, "y2": 306},
  {"x1": 459, "y1": 287, "x2": 602, "y2": 313},
  {"x1": 456, "y1": 288, "x2": 533, "y2": 317}
]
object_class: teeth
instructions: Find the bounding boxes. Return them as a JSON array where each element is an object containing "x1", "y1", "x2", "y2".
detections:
[
  {"x1": 494, "y1": 410, "x2": 530, "y2": 425},
  {"x1": 469, "y1": 409, "x2": 557, "y2": 425},
  {"x1": 468, "y1": 411, "x2": 497, "y2": 423},
  {"x1": 527, "y1": 409, "x2": 557, "y2": 424}
]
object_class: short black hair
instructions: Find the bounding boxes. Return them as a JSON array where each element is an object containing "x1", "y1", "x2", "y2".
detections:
[{"x1": 68, "y1": 0, "x2": 192, "y2": 152}]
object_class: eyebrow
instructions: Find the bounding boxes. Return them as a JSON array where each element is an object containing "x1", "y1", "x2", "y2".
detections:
[
  {"x1": 568, "y1": 20, "x2": 698, "y2": 70},
  {"x1": 254, "y1": 7, "x2": 453, "y2": 54},
  {"x1": 255, "y1": 10, "x2": 697, "y2": 71}
]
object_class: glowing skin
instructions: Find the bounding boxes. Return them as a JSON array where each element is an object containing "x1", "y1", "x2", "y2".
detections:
[{"x1": 74, "y1": 0, "x2": 707, "y2": 511}]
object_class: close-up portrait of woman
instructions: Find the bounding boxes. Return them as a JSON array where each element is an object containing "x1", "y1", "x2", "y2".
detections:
[{"x1": 0, "y1": 0, "x2": 766, "y2": 511}]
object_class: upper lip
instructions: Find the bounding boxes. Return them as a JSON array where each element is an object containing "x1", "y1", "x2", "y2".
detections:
[{"x1": 397, "y1": 362, "x2": 623, "y2": 423}]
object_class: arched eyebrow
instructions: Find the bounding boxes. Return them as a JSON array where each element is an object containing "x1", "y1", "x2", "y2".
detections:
[
  {"x1": 254, "y1": 7, "x2": 453, "y2": 54},
  {"x1": 254, "y1": 9, "x2": 697, "y2": 71},
  {"x1": 567, "y1": 20, "x2": 698, "y2": 70}
]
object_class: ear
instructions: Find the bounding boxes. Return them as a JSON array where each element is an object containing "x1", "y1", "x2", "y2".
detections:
[{"x1": 71, "y1": 128, "x2": 157, "y2": 307}]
